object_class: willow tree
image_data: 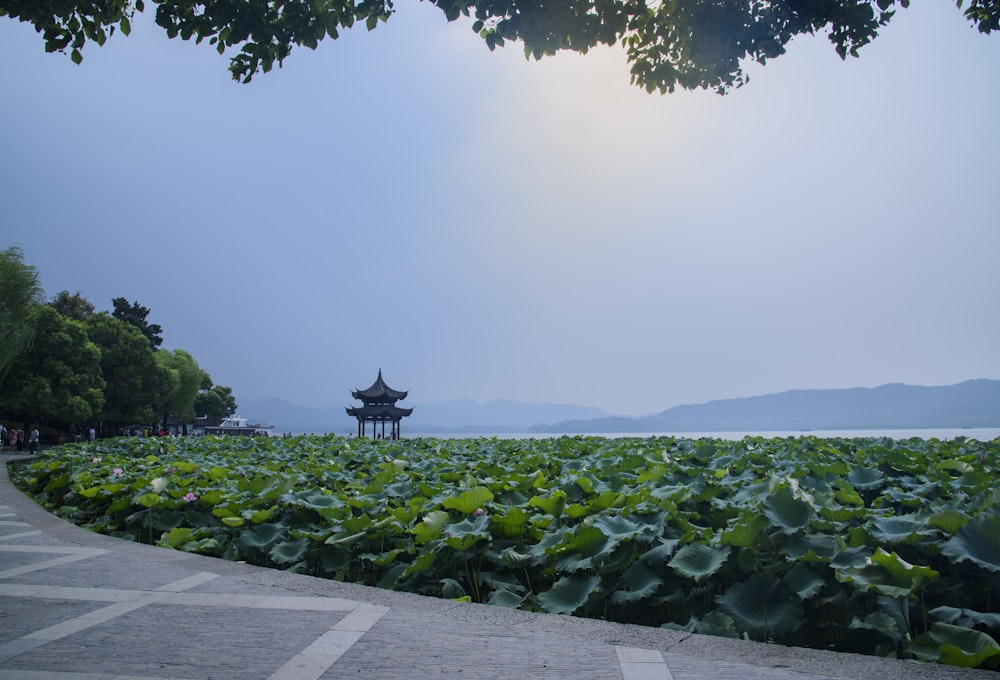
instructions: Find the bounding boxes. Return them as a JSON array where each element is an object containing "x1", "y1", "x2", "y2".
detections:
[
  {"x1": 154, "y1": 348, "x2": 207, "y2": 432},
  {"x1": 2, "y1": 0, "x2": 997, "y2": 94},
  {"x1": 0, "y1": 246, "x2": 45, "y2": 389}
]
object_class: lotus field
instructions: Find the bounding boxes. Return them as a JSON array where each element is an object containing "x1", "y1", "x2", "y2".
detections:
[{"x1": 10, "y1": 434, "x2": 1000, "y2": 668}]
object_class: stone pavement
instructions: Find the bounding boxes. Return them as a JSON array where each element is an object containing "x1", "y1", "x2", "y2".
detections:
[{"x1": 0, "y1": 457, "x2": 991, "y2": 680}]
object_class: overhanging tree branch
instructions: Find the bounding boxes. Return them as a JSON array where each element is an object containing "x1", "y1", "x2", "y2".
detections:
[{"x1": 2, "y1": 0, "x2": 997, "y2": 93}]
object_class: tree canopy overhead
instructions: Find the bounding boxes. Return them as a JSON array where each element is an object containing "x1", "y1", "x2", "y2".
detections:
[{"x1": 2, "y1": 0, "x2": 997, "y2": 94}]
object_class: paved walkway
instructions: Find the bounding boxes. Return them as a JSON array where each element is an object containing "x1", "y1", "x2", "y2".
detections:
[{"x1": 0, "y1": 456, "x2": 990, "y2": 680}]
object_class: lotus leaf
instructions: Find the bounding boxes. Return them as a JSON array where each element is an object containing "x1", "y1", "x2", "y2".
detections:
[
  {"x1": 848, "y1": 467, "x2": 884, "y2": 491},
  {"x1": 159, "y1": 527, "x2": 193, "y2": 549},
  {"x1": 837, "y1": 548, "x2": 938, "y2": 599},
  {"x1": 487, "y1": 588, "x2": 526, "y2": 607},
  {"x1": 638, "y1": 538, "x2": 680, "y2": 566},
  {"x1": 763, "y1": 485, "x2": 814, "y2": 534},
  {"x1": 610, "y1": 560, "x2": 662, "y2": 604},
  {"x1": 687, "y1": 611, "x2": 739, "y2": 638},
  {"x1": 529, "y1": 490, "x2": 567, "y2": 517},
  {"x1": 941, "y1": 513, "x2": 1000, "y2": 573},
  {"x1": 493, "y1": 507, "x2": 530, "y2": 539},
  {"x1": 444, "y1": 514, "x2": 491, "y2": 551},
  {"x1": 783, "y1": 562, "x2": 827, "y2": 600},
  {"x1": 716, "y1": 574, "x2": 803, "y2": 639},
  {"x1": 930, "y1": 606, "x2": 1000, "y2": 629},
  {"x1": 909, "y1": 623, "x2": 1000, "y2": 668},
  {"x1": 554, "y1": 525, "x2": 610, "y2": 572},
  {"x1": 535, "y1": 574, "x2": 601, "y2": 615},
  {"x1": 668, "y1": 544, "x2": 730, "y2": 582},
  {"x1": 928, "y1": 508, "x2": 970, "y2": 535},
  {"x1": 137, "y1": 493, "x2": 160, "y2": 508},
  {"x1": 590, "y1": 514, "x2": 643, "y2": 543},
  {"x1": 869, "y1": 515, "x2": 933, "y2": 545},
  {"x1": 271, "y1": 537, "x2": 309, "y2": 564},
  {"x1": 235, "y1": 523, "x2": 287, "y2": 552},
  {"x1": 720, "y1": 511, "x2": 768, "y2": 548},
  {"x1": 849, "y1": 611, "x2": 905, "y2": 639},
  {"x1": 440, "y1": 577, "x2": 467, "y2": 599}
]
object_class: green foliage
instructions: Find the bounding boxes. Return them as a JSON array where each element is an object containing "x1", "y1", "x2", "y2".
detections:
[
  {"x1": 154, "y1": 349, "x2": 207, "y2": 427},
  {"x1": 194, "y1": 383, "x2": 237, "y2": 421},
  {"x1": 111, "y1": 297, "x2": 163, "y2": 350},
  {"x1": 0, "y1": 246, "x2": 45, "y2": 389},
  {"x1": 50, "y1": 290, "x2": 96, "y2": 321},
  {"x1": 9, "y1": 433, "x2": 1000, "y2": 668},
  {"x1": 3, "y1": 0, "x2": 997, "y2": 94},
  {"x1": 0, "y1": 305, "x2": 105, "y2": 424},
  {"x1": 86, "y1": 312, "x2": 166, "y2": 428}
]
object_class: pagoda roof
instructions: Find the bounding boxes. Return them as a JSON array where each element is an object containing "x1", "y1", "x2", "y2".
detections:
[
  {"x1": 346, "y1": 404, "x2": 414, "y2": 419},
  {"x1": 352, "y1": 369, "x2": 408, "y2": 402}
]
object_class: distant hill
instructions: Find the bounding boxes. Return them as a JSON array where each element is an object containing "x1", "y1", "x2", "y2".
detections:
[
  {"x1": 236, "y1": 396, "x2": 611, "y2": 434},
  {"x1": 531, "y1": 379, "x2": 1000, "y2": 433},
  {"x1": 237, "y1": 397, "x2": 352, "y2": 435},
  {"x1": 406, "y1": 398, "x2": 610, "y2": 433}
]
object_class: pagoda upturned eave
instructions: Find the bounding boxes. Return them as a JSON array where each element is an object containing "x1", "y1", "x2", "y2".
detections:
[{"x1": 352, "y1": 368, "x2": 408, "y2": 402}]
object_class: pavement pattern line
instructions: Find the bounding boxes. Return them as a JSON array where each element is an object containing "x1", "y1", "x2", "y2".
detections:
[
  {"x1": 617, "y1": 645, "x2": 673, "y2": 680},
  {"x1": 0, "y1": 542, "x2": 109, "y2": 577},
  {"x1": 0, "y1": 572, "x2": 222, "y2": 663},
  {"x1": 267, "y1": 605, "x2": 389, "y2": 680},
  {"x1": 0, "y1": 582, "x2": 377, "y2": 612}
]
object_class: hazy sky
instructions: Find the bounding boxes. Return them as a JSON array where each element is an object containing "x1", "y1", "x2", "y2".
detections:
[{"x1": 2, "y1": 3, "x2": 998, "y2": 417}]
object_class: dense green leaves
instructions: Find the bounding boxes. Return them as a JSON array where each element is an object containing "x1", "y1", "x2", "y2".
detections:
[
  {"x1": 3, "y1": 0, "x2": 998, "y2": 94},
  {"x1": 9, "y1": 432, "x2": 1000, "y2": 668},
  {"x1": 0, "y1": 306, "x2": 106, "y2": 424},
  {"x1": 0, "y1": 246, "x2": 45, "y2": 388}
]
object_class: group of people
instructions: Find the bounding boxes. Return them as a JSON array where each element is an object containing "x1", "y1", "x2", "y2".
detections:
[
  {"x1": 68, "y1": 424, "x2": 97, "y2": 443},
  {"x1": 0, "y1": 424, "x2": 40, "y2": 454}
]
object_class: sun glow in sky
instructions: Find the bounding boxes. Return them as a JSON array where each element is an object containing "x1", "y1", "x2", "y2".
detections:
[{"x1": 2, "y1": 2, "x2": 998, "y2": 416}]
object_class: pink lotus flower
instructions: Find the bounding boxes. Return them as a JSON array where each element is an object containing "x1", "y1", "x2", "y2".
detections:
[
  {"x1": 183, "y1": 492, "x2": 197, "y2": 503},
  {"x1": 474, "y1": 508, "x2": 485, "y2": 516},
  {"x1": 111, "y1": 467, "x2": 123, "y2": 477},
  {"x1": 91, "y1": 457, "x2": 101, "y2": 463}
]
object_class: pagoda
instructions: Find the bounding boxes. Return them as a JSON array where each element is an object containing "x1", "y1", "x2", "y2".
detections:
[{"x1": 346, "y1": 369, "x2": 413, "y2": 439}]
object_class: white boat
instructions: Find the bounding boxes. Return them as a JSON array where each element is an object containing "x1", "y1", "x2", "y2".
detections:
[{"x1": 203, "y1": 415, "x2": 274, "y2": 437}]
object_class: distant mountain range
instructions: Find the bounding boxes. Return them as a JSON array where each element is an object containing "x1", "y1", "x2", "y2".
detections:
[
  {"x1": 531, "y1": 379, "x2": 1000, "y2": 433},
  {"x1": 237, "y1": 379, "x2": 1000, "y2": 435}
]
